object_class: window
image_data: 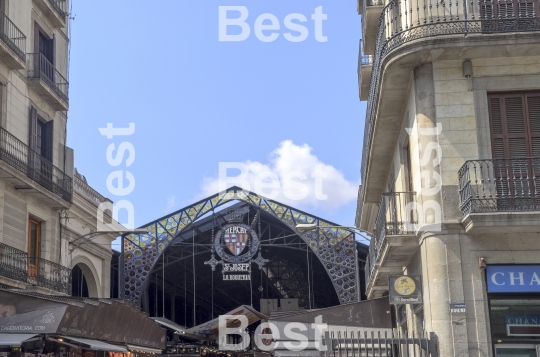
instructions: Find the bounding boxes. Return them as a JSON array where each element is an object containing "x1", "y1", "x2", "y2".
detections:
[
  {"x1": 488, "y1": 93, "x2": 540, "y2": 206},
  {"x1": 29, "y1": 106, "x2": 53, "y2": 161},
  {"x1": 33, "y1": 23, "x2": 55, "y2": 81},
  {"x1": 488, "y1": 92, "x2": 540, "y2": 159},
  {"x1": 27, "y1": 218, "x2": 41, "y2": 279}
]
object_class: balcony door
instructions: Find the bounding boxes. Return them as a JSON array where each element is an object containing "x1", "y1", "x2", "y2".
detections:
[
  {"x1": 28, "y1": 106, "x2": 54, "y2": 183},
  {"x1": 27, "y1": 218, "x2": 41, "y2": 280},
  {"x1": 488, "y1": 92, "x2": 540, "y2": 209}
]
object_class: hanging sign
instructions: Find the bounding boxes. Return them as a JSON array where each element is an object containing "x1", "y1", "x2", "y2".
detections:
[
  {"x1": 204, "y1": 210, "x2": 268, "y2": 281},
  {"x1": 388, "y1": 275, "x2": 422, "y2": 305}
]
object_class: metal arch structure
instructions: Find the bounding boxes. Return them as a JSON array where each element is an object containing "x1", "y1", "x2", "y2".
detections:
[{"x1": 123, "y1": 186, "x2": 359, "y2": 305}]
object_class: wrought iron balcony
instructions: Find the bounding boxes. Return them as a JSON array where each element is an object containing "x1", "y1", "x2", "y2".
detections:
[
  {"x1": 33, "y1": 0, "x2": 67, "y2": 27},
  {"x1": 0, "y1": 126, "x2": 72, "y2": 202},
  {"x1": 459, "y1": 157, "x2": 540, "y2": 214},
  {"x1": 360, "y1": 0, "x2": 540, "y2": 183},
  {"x1": 0, "y1": 10, "x2": 26, "y2": 65},
  {"x1": 74, "y1": 174, "x2": 111, "y2": 208},
  {"x1": 28, "y1": 257, "x2": 71, "y2": 294},
  {"x1": 0, "y1": 242, "x2": 28, "y2": 283},
  {"x1": 46, "y1": 0, "x2": 68, "y2": 20},
  {"x1": 27, "y1": 53, "x2": 69, "y2": 109},
  {"x1": 366, "y1": 192, "x2": 418, "y2": 297}
]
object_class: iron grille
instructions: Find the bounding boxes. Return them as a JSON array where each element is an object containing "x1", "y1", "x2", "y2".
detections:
[
  {"x1": 0, "y1": 126, "x2": 72, "y2": 202},
  {"x1": 361, "y1": 0, "x2": 540, "y2": 183},
  {"x1": 27, "y1": 53, "x2": 69, "y2": 103},
  {"x1": 46, "y1": 0, "x2": 68, "y2": 20},
  {"x1": 367, "y1": 192, "x2": 417, "y2": 285},
  {"x1": 0, "y1": 242, "x2": 28, "y2": 283},
  {"x1": 28, "y1": 257, "x2": 71, "y2": 294},
  {"x1": 0, "y1": 10, "x2": 26, "y2": 61},
  {"x1": 458, "y1": 157, "x2": 540, "y2": 213},
  {"x1": 325, "y1": 329, "x2": 438, "y2": 357}
]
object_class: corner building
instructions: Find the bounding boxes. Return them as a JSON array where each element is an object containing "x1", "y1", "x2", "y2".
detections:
[{"x1": 356, "y1": 0, "x2": 540, "y2": 355}]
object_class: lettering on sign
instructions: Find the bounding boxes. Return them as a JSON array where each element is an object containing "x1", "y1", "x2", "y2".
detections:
[{"x1": 223, "y1": 263, "x2": 251, "y2": 281}]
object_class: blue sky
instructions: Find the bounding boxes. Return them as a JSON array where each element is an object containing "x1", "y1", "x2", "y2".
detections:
[{"x1": 67, "y1": 0, "x2": 366, "y2": 241}]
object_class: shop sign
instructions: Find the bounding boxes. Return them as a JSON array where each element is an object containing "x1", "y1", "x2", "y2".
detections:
[
  {"x1": 506, "y1": 316, "x2": 540, "y2": 336},
  {"x1": 486, "y1": 265, "x2": 540, "y2": 293},
  {"x1": 388, "y1": 275, "x2": 422, "y2": 305}
]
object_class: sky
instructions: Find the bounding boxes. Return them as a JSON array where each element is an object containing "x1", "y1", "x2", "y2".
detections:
[{"x1": 67, "y1": 0, "x2": 366, "y2": 246}]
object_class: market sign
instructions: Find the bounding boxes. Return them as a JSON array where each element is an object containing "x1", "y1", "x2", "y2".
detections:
[
  {"x1": 204, "y1": 210, "x2": 268, "y2": 281},
  {"x1": 486, "y1": 265, "x2": 540, "y2": 293},
  {"x1": 388, "y1": 275, "x2": 422, "y2": 305},
  {"x1": 506, "y1": 316, "x2": 540, "y2": 336}
]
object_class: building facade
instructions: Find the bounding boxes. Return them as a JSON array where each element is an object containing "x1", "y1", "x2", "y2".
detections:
[
  {"x1": 0, "y1": 0, "x2": 116, "y2": 299},
  {"x1": 356, "y1": 0, "x2": 540, "y2": 355}
]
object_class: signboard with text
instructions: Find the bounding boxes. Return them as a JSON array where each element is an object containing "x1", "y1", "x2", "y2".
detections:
[
  {"x1": 486, "y1": 265, "x2": 540, "y2": 293},
  {"x1": 388, "y1": 275, "x2": 422, "y2": 305}
]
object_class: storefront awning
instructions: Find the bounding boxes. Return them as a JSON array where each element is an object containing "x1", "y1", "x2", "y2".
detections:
[
  {"x1": 62, "y1": 337, "x2": 127, "y2": 352},
  {"x1": 0, "y1": 333, "x2": 38, "y2": 346},
  {"x1": 126, "y1": 344, "x2": 163, "y2": 354}
]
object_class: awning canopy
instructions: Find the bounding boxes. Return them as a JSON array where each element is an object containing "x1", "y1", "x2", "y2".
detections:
[
  {"x1": 0, "y1": 334, "x2": 38, "y2": 346},
  {"x1": 126, "y1": 345, "x2": 163, "y2": 354},
  {"x1": 63, "y1": 337, "x2": 126, "y2": 352}
]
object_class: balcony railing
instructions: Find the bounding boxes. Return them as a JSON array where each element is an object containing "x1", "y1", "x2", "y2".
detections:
[
  {"x1": 366, "y1": 192, "x2": 417, "y2": 284},
  {"x1": 0, "y1": 10, "x2": 26, "y2": 61},
  {"x1": 459, "y1": 157, "x2": 540, "y2": 214},
  {"x1": 0, "y1": 126, "x2": 72, "y2": 202},
  {"x1": 27, "y1": 53, "x2": 69, "y2": 103},
  {"x1": 0, "y1": 242, "x2": 28, "y2": 283},
  {"x1": 360, "y1": 0, "x2": 540, "y2": 182},
  {"x1": 28, "y1": 257, "x2": 71, "y2": 294},
  {"x1": 325, "y1": 329, "x2": 439, "y2": 357},
  {"x1": 74, "y1": 175, "x2": 111, "y2": 207},
  {"x1": 47, "y1": 0, "x2": 67, "y2": 21}
]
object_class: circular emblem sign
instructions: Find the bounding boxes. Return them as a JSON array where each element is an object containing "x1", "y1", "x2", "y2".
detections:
[
  {"x1": 214, "y1": 223, "x2": 259, "y2": 263},
  {"x1": 394, "y1": 276, "x2": 416, "y2": 296}
]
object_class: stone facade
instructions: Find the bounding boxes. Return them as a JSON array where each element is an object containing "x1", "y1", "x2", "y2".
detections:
[
  {"x1": 0, "y1": 0, "x2": 116, "y2": 299},
  {"x1": 357, "y1": 0, "x2": 540, "y2": 355}
]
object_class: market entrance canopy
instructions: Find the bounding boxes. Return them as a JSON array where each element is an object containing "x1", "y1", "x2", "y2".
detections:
[{"x1": 0, "y1": 288, "x2": 166, "y2": 350}]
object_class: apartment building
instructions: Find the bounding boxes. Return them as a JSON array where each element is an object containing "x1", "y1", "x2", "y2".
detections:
[
  {"x1": 0, "y1": 1, "x2": 116, "y2": 299},
  {"x1": 356, "y1": 0, "x2": 540, "y2": 355}
]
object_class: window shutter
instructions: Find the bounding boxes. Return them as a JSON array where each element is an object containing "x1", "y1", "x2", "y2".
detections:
[
  {"x1": 526, "y1": 94, "x2": 540, "y2": 157},
  {"x1": 489, "y1": 93, "x2": 533, "y2": 158},
  {"x1": 489, "y1": 96, "x2": 505, "y2": 158},
  {"x1": 28, "y1": 106, "x2": 38, "y2": 151},
  {"x1": 504, "y1": 95, "x2": 529, "y2": 157},
  {"x1": 43, "y1": 120, "x2": 54, "y2": 162},
  {"x1": 52, "y1": 34, "x2": 56, "y2": 67},
  {"x1": 33, "y1": 22, "x2": 39, "y2": 55}
]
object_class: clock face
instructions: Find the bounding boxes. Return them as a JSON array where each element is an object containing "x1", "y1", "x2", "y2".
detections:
[{"x1": 394, "y1": 276, "x2": 416, "y2": 296}]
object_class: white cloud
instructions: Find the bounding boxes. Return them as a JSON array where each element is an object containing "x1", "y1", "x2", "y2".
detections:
[{"x1": 198, "y1": 140, "x2": 359, "y2": 211}]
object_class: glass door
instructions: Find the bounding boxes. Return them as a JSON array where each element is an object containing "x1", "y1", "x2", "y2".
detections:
[{"x1": 495, "y1": 344, "x2": 539, "y2": 357}]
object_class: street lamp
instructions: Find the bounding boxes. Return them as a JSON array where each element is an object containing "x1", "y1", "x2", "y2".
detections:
[
  {"x1": 295, "y1": 223, "x2": 371, "y2": 302},
  {"x1": 69, "y1": 229, "x2": 149, "y2": 252}
]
